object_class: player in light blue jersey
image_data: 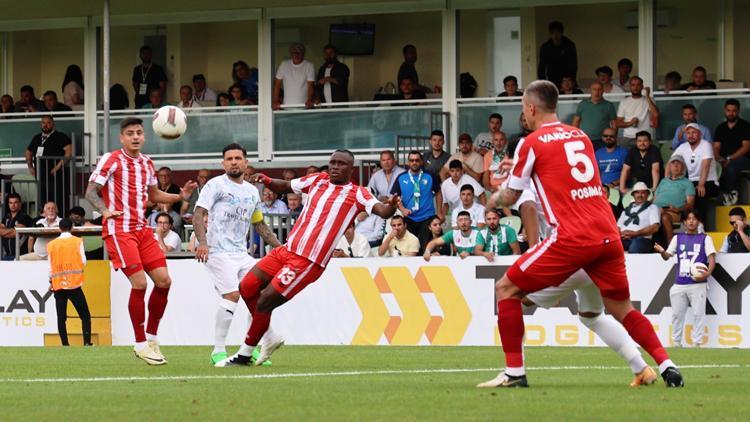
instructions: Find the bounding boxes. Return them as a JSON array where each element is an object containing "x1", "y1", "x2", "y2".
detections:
[{"x1": 193, "y1": 143, "x2": 283, "y2": 365}]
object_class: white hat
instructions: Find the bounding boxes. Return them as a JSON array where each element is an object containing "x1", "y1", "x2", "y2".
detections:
[
  {"x1": 630, "y1": 181, "x2": 651, "y2": 196},
  {"x1": 685, "y1": 122, "x2": 702, "y2": 132}
]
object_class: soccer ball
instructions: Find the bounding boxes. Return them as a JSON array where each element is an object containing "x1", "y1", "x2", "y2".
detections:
[
  {"x1": 152, "y1": 105, "x2": 187, "y2": 140},
  {"x1": 690, "y1": 262, "x2": 708, "y2": 280}
]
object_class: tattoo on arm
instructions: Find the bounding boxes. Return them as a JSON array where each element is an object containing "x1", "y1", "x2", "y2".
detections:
[
  {"x1": 85, "y1": 182, "x2": 108, "y2": 214},
  {"x1": 193, "y1": 207, "x2": 208, "y2": 244},
  {"x1": 254, "y1": 220, "x2": 282, "y2": 248}
]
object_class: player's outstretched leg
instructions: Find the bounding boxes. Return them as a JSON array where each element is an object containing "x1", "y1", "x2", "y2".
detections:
[{"x1": 478, "y1": 276, "x2": 528, "y2": 388}]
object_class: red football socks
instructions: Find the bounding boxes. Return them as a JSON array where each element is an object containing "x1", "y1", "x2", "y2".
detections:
[
  {"x1": 244, "y1": 312, "x2": 271, "y2": 347},
  {"x1": 240, "y1": 272, "x2": 263, "y2": 314},
  {"x1": 497, "y1": 298, "x2": 525, "y2": 368},
  {"x1": 146, "y1": 286, "x2": 170, "y2": 336},
  {"x1": 622, "y1": 310, "x2": 669, "y2": 365},
  {"x1": 128, "y1": 288, "x2": 147, "y2": 343}
]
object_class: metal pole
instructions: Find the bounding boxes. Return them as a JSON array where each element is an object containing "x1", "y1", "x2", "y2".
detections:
[
  {"x1": 102, "y1": 0, "x2": 111, "y2": 151},
  {"x1": 1, "y1": 32, "x2": 8, "y2": 96}
]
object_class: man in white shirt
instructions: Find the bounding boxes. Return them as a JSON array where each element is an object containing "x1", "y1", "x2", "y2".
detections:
[
  {"x1": 191, "y1": 74, "x2": 217, "y2": 105},
  {"x1": 176, "y1": 85, "x2": 197, "y2": 109},
  {"x1": 368, "y1": 150, "x2": 405, "y2": 200},
  {"x1": 596, "y1": 66, "x2": 624, "y2": 95},
  {"x1": 154, "y1": 212, "x2": 182, "y2": 252},
  {"x1": 615, "y1": 76, "x2": 660, "y2": 143},
  {"x1": 672, "y1": 123, "x2": 719, "y2": 225},
  {"x1": 617, "y1": 183, "x2": 660, "y2": 254},
  {"x1": 441, "y1": 159, "x2": 485, "y2": 216},
  {"x1": 273, "y1": 43, "x2": 315, "y2": 109},
  {"x1": 450, "y1": 185, "x2": 486, "y2": 229},
  {"x1": 259, "y1": 187, "x2": 290, "y2": 215},
  {"x1": 473, "y1": 113, "x2": 503, "y2": 156},
  {"x1": 20, "y1": 201, "x2": 61, "y2": 261},
  {"x1": 355, "y1": 212, "x2": 385, "y2": 247},
  {"x1": 333, "y1": 224, "x2": 370, "y2": 258}
]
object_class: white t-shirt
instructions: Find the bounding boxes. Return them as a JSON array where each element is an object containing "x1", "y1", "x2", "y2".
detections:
[
  {"x1": 155, "y1": 230, "x2": 182, "y2": 252},
  {"x1": 617, "y1": 96, "x2": 652, "y2": 138},
  {"x1": 451, "y1": 202, "x2": 486, "y2": 228},
  {"x1": 34, "y1": 216, "x2": 62, "y2": 257},
  {"x1": 474, "y1": 132, "x2": 494, "y2": 151},
  {"x1": 195, "y1": 174, "x2": 262, "y2": 254},
  {"x1": 335, "y1": 233, "x2": 371, "y2": 257},
  {"x1": 441, "y1": 174, "x2": 484, "y2": 209},
  {"x1": 617, "y1": 202, "x2": 661, "y2": 238},
  {"x1": 672, "y1": 140, "x2": 718, "y2": 183},
  {"x1": 275, "y1": 59, "x2": 316, "y2": 106}
]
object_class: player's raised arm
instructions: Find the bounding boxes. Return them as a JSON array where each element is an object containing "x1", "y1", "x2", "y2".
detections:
[
  {"x1": 148, "y1": 181, "x2": 196, "y2": 204},
  {"x1": 252, "y1": 174, "x2": 293, "y2": 195},
  {"x1": 371, "y1": 195, "x2": 399, "y2": 219}
]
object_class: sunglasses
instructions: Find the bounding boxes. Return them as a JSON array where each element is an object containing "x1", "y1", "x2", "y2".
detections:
[{"x1": 602, "y1": 135, "x2": 616, "y2": 139}]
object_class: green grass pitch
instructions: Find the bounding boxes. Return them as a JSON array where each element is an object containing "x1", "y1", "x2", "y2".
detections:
[{"x1": 0, "y1": 346, "x2": 746, "y2": 420}]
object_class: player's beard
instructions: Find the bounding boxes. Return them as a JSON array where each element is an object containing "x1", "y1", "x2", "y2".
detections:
[{"x1": 227, "y1": 169, "x2": 243, "y2": 179}]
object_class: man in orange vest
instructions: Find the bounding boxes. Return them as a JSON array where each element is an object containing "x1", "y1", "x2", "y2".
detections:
[{"x1": 47, "y1": 218, "x2": 92, "y2": 346}]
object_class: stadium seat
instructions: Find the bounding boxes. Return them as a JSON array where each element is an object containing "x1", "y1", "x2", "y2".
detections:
[
  {"x1": 621, "y1": 192, "x2": 634, "y2": 208},
  {"x1": 608, "y1": 188, "x2": 621, "y2": 206},
  {"x1": 82, "y1": 235, "x2": 103, "y2": 252},
  {"x1": 500, "y1": 216, "x2": 522, "y2": 233},
  {"x1": 659, "y1": 141, "x2": 673, "y2": 165},
  {"x1": 11, "y1": 173, "x2": 38, "y2": 217}
]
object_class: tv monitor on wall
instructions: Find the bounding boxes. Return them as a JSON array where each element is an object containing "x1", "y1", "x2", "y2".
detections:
[{"x1": 329, "y1": 24, "x2": 375, "y2": 56}]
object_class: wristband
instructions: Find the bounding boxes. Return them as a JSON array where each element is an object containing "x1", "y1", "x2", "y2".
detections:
[{"x1": 257, "y1": 173, "x2": 272, "y2": 186}]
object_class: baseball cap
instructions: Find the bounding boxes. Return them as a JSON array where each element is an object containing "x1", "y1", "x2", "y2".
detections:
[
  {"x1": 630, "y1": 181, "x2": 651, "y2": 195},
  {"x1": 668, "y1": 155, "x2": 686, "y2": 165},
  {"x1": 458, "y1": 133, "x2": 473, "y2": 144},
  {"x1": 685, "y1": 122, "x2": 702, "y2": 132}
]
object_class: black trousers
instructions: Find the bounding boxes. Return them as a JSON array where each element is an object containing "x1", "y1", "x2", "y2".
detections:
[
  {"x1": 54, "y1": 287, "x2": 92, "y2": 346},
  {"x1": 693, "y1": 181, "x2": 719, "y2": 230},
  {"x1": 405, "y1": 216, "x2": 433, "y2": 239}
]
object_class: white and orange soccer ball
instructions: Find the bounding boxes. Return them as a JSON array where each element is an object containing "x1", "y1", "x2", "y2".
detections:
[{"x1": 152, "y1": 105, "x2": 187, "y2": 140}]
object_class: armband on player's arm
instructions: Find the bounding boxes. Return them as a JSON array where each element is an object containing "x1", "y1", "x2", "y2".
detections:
[{"x1": 250, "y1": 210, "x2": 264, "y2": 224}]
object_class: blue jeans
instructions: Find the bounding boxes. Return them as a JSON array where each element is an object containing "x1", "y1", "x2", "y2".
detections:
[
  {"x1": 622, "y1": 237, "x2": 652, "y2": 254},
  {"x1": 720, "y1": 156, "x2": 750, "y2": 193}
]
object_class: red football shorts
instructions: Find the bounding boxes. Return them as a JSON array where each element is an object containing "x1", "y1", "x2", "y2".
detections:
[
  {"x1": 256, "y1": 247, "x2": 325, "y2": 299},
  {"x1": 105, "y1": 228, "x2": 167, "y2": 277},
  {"x1": 506, "y1": 237, "x2": 630, "y2": 300}
]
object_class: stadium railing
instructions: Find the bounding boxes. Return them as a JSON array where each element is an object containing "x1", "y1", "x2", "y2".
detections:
[{"x1": 13, "y1": 226, "x2": 104, "y2": 260}]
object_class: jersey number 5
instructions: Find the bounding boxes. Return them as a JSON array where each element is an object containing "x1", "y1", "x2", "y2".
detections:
[{"x1": 563, "y1": 141, "x2": 595, "y2": 183}]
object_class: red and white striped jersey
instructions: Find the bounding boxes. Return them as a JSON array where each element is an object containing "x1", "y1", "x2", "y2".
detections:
[
  {"x1": 286, "y1": 173, "x2": 379, "y2": 266},
  {"x1": 508, "y1": 121, "x2": 620, "y2": 247},
  {"x1": 89, "y1": 149, "x2": 157, "y2": 237}
]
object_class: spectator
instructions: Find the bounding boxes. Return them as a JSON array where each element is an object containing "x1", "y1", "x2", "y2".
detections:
[
  {"x1": 602, "y1": 185, "x2": 621, "y2": 219},
  {"x1": 140, "y1": 87, "x2": 166, "y2": 109},
  {"x1": 305, "y1": 165, "x2": 320, "y2": 175},
  {"x1": 654, "y1": 210, "x2": 715, "y2": 348},
  {"x1": 714, "y1": 99, "x2": 750, "y2": 206},
  {"x1": 441, "y1": 159, "x2": 485, "y2": 213},
  {"x1": 43, "y1": 91, "x2": 72, "y2": 112},
  {"x1": 192, "y1": 74, "x2": 217, "y2": 104},
  {"x1": 483, "y1": 130, "x2": 509, "y2": 192},
  {"x1": 20, "y1": 201, "x2": 61, "y2": 261},
  {"x1": 368, "y1": 150, "x2": 405, "y2": 201},
  {"x1": 0, "y1": 193, "x2": 34, "y2": 260},
  {"x1": 243, "y1": 165, "x2": 256, "y2": 182},
  {"x1": 356, "y1": 211, "x2": 385, "y2": 248},
  {"x1": 474, "y1": 113, "x2": 503, "y2": 155},
  {"x1": 680, "y1": 66, "x2": 716, "y2": 92},
  {"x1": 333, "y1": 224, "x2": 370, "y2": 258},
  {"x1": 15, "y1": 85, "x2": 46, "y2": 112},
  {"x1": 719, "y1": 207, "x2": 750, "y2": 253},
  {"x1": 392, "y1": 151, "x2": 443, "y2": 237},
  {"x1": 654, "y1": 155, "x2": 695, "y2": 242},
  {"x1": 615, "y1": 76, "x2": 659, "y2": 143},
  {"x1": 273, "y1": 43, "x2": 315, "y2": 110},
  {"x1": 518, "y1": 112, "x2": 532, "y2": 139},
  {"x1": 417, "y1": 215, "x2": 451, "y2": 256},
  {"x1": 61, "y1": 64, "x2": 84, "y2": 108},
  {"x1": 149, "y1": 167, "x2": 183, "y2": 232},
  {"x1": 156, "y1": 167, "x2": 182, "y2": 215},
  {"x1": 537, "y1": 21, "x2": 577, "y2": 87},
  {"x1": 596, "y1": 127, "x2": 628, "y2": 188},
  {"x1": 572, "y1": 81, "x2": 617, "y2": 149},
  {"x1": 475, "y1": 208, "x2": 521, "y2": 258},
  {"x1": 286, "y1": 193, "x2": 303, "y2": 213},
  {"x1": 25, "y1": 115, "x2": 73, "y2": 211},
  {"x1": 671, "y1": 104, "x2": 713, "y2": 150},
  {"x1": 450, "y1": 184, "x2": 486, "y2": 229},
  {"x1": 153, "y1": 212, "x2": 181, "y2": 252},
  {"x1": 131, "y1": 45, "x2": 167, "y2": 108},
  {"x1": 619, "y1": 131, "x2": 662, "y2": 192},
  {"x1": 396, "y1": 77, "x2": 426, "y2": 102},
  {"x1": 109, "y1": 84, "x2": 129, "y2": 110},
  {"x1": 67, "y1": 206, "x2": 87, "y2": 226},
  {"x1": 316, "y1": 44, "x2": 350, "y2": 103},
  {"x1": 663, "y1": 71, "x2": 682, "y2": 94},
  {"x1": 228, "y1": 84, "x2": 251, "y2": 106},
  {"x1": 422, "y1": 130, "x2": 449, "y2": 176},
  {"x1": 614, "y1": 58, "x2": 633, "y2": 91},
  {"x1": 595, "y1": 66, "x2": 623, "y2": 94},
  {"x1": 176, "y1": 85, "x2": 197, "y2": 109},
  {"x1": 181, "y1": 168, "x2": 210, "y2": 220},
  {"x1": 1, "y1": 94, "x2": 15, "y2": 115},
  {"x1": 439, "y1": 133, "x2": 484, "y2": 182},
  {"x1": 559, "y1": 75, "x2": 583, "y2": 95},
  {"x1": 397, "y1": 44, "x2": 421, "y2": 93},
  {"x1": 232, "y1": 61, "x2": 259, "y2": 104},
  {"x1": 259, "y1": 187, "x2": 290, "y2": 215},
  {"x1": 188, "y1": 212, "x2": 208, "y2": 252},
  {"x1": 282, "y1": 169, "x2": 296, "y2": 181},
  {"x1": 378, "y1": 215, "x2": 419, "y2": 257},
  {"x1": 618, "y1": 182, "x2": 661, "y2": 253},
  {"x1": 216, "y1": 92, "x2": 231, "y2": 108},
  {"x1": 498, "y1": 76, "x2": 522, "y2": 97},
  {"x1": 423, "y1": 211, "x2": 481, "y2": 260},
  {"x1": 672, "y1": 123, "x2": 719, "y2": 223},
  {"x1": 47, "y1": 217, "x2": 92, "y2": 346}
]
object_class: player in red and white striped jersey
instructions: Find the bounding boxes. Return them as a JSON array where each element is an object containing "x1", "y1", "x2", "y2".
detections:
[
  {"x1": 86, "y1": 117, "x2": 196, "y2": 366},
  {"x1": 478, "y1": 81, "x2": 683, "y2": 388},
  {"x1": 216, "y1": 149, "x2": 399, "y2": 367}
]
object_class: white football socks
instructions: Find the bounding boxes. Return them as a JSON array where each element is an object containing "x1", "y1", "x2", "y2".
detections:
[
  {"x1": 580, "y1": 314, "x2": 648, "y2": 374},
  {"x1": 213, "y1": 299, "x2": 237, "y2": 354}
]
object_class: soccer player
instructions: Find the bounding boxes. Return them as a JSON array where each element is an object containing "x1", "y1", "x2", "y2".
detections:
[
  {"x1": 216, "y1": 150, "x2": 399, "y2": 366},
  {"x1": 192, "y1": 143, "x2": 284, "y2": 365},
  {"x1": 86, "y1": 117, "x2": 196, "y2": 365},
  {"x1": 479, "y1": 81, "x2": 682, "y2": 388}
]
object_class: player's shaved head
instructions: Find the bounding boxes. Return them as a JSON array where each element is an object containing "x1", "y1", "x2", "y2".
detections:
[
  {"x1": 524, "y1": 80, "x2": 558, "y2": 113},
  {"x1": 329, "y1": 150, "x2": 355, "y2": 185}
]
